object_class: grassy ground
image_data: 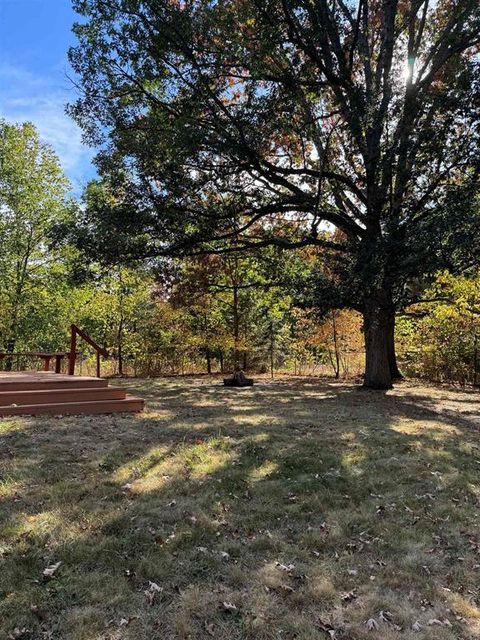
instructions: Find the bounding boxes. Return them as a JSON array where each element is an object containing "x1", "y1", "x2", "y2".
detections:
[{"x1": 1, "y1": 376, "x2": 480, "y2": 640}]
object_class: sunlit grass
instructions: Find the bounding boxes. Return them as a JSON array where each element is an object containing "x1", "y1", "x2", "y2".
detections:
[{"x1": 0, "y1": 377, "x2": 479, "y2": 639}]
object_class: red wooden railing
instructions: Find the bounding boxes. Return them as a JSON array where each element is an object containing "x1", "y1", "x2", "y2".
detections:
[
  {"x1": 0, "y1": 352, "x2": 67, "y2": 373},
  {"x1": 0, "y1": 327, "x2": 108, "y2": 377},
  {"x1": 68, "y1": 324, "x2": 109, "y2": 377}
]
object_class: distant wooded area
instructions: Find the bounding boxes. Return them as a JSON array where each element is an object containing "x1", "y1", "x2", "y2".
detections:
[{"x1": 0, "y1": 119, "x2": 478, "y2": 385}]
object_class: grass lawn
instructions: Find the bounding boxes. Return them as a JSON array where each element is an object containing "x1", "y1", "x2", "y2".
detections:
[{"x1": 1, "y1": 376, "x2": 480, "y2": 640}]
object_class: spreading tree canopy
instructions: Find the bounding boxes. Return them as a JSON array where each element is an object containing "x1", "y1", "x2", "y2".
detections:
[{"x1": 69, "y1": 0, "x2": 480, "y2": 388}]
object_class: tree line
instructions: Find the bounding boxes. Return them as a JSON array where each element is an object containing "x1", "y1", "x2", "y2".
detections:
[
  {"x1": 66, "y1": 0, "x2": 480, "y2": 388},
  {"x1": 1, "y1": 119, "x2": 479, "y2": 385},
  {"x1": 1, "y1": 0, "x2": 480, "y2": 388}
]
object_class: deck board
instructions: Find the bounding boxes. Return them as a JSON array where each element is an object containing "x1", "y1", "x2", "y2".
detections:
[
  {"x1": 0, "y1": 372, "x2": 143, "y2": 416},
  {"x1": 0, "y1": 372, "x2": 101, "y2": 384}
]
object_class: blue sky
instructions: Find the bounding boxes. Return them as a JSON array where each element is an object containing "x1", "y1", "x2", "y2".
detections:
[{"x1": 0, "y1": 0, "x2": 96, "y2": 193}]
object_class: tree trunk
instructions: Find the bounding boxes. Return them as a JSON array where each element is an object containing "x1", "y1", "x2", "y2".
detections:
[
  {"x1": 331, "y1": 311, "x2": 340, "y2": 379},
  {"x1": 473, "y1": 318, "x2": 478, "y2": 387},
  {"x1": 117, "y1": 318, "x2": 124, "y2": 376},
  {"x1": 386, "y1": 310, "x2": 403, "y2": 380},
  {"x1": 205, "y1": 348, "x2": 212, "y2": 374},
  {"x1": 270, "y1": 322, "x2": 275, "y2": 379},
  {"x1": 363, "y1": 292, "x2": 394, "y2": 389},
  {"x1": 219, "y1": 350, "x2": 224, "y2": 373},
  {"x1": 4, "y1": 338, "x2": 15, "y2": 372},
  {"x1": 233, "y1": 283, "x2": 240, "y2": 371}
]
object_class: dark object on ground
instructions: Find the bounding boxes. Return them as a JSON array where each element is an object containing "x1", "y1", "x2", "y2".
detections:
[{"x1": 223, "y1": 371, "x2": 254, "y2": 387}]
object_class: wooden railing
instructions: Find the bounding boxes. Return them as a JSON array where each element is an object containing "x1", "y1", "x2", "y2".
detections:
[
  {"x1": 0, "y1": 352, "x2": 68, "y2": 373},
  {"x1": 68, "y1": 325, "x2": 109, "y2": 377}
]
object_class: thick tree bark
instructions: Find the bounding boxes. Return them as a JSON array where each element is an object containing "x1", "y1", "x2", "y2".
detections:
[
  {"x1": 386, "y1": 311, "x2": 403, "y2": 380},
  {"x1": 363, "y1": 291, "x2": 394, "y2": 389}
]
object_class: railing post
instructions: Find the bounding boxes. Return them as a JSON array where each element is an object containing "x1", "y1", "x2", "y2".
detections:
[
  {"x1": 68, "y1": 325, "x2": 77, "y2": 375},
  {"x1": 67, "y1": 324, "x2": 108, "y2": 377}
]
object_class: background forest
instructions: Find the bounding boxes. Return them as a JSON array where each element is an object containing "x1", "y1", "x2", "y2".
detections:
[{"x1": 1, "y1": 119, "x2": 478, "y2": 386}]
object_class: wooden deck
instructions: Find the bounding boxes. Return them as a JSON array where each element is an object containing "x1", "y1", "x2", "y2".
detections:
[{"x1": 0, "y1": 372, "x2": 144, "y2": 416}]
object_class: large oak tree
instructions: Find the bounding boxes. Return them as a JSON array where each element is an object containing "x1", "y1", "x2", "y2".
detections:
[{"x1": 69, "y1": 0, "x2": 480, "y2": 388}]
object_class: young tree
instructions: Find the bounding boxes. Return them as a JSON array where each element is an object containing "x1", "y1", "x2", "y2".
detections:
[
  {"x1": 69, "y1": 0, "x2": 480, "y2": 388},
  {"x1": 315, "y1": 309, "x2": 364, "y2": 378},
  {"x1": 0, "y1": 120, "x2": 74, "y2": 360},
  {"x1": 67, "y1": 266, "x2": 155, "y2": 375},
  {"x1": 399, "y1": 270, "x2": 480, "y2": 385},
  {"x1": 169, "y1": 255, "x2": 233, "y2": 373},
  {"x1": 170, "y1": 248, "x2": 294, "y2": 374}
]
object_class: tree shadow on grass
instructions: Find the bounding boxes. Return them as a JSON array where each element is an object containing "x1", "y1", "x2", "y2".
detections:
[{"x1": 0, "y1": 377, "x2": 479, "y2": 639}]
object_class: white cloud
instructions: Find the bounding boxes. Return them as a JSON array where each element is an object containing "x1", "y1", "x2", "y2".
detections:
[{"x1": 0, "y1": 62, "x2": 96, "y2": 193}]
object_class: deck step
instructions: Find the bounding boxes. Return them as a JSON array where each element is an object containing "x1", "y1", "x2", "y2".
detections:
[
  {"x1": 0, "y1": 376, "x2": 108, "y2": 392},
  {"x1": 0, "y1": 387, "x2": 126, "y2": 406},
  {"x1": 0, "y1": 373, "x2": 143, "y2": 416},
  {"x1": 0, "y1": 395, "x2": 144, "y2": 416}
]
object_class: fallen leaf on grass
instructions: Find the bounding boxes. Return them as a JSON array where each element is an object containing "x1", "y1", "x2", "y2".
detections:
[
  {"x1": 379, "y1": 610, "x2": 402, "y2": 630},
  {"x1": 29, "y1": 605, "x2": 44, "y2": 621},
  {"x1": 42, "y1": 562, "x2": 61, "y2": 578},
  {"x1": 427, "y1": 618, "x2": 452, "y2": 627},
  {"x1": 317, "y1": 619, "x2": 337, "y2": 638},
  {"x1": 277, "y1": 583, "x2": 295, "y2": 594},
  {"x1": 144, "y1": 581, "x2": 163, "y2": 605},
  {"x1": 365, "y1": 618, "x2": 379, "y2": 631},
  {"x1": 8, "y1": 628, "x2": 30, "y2": 639},
  {"x1": 222, "y1": 601, "x2": 238, "y2": 613},
  {"x1": 118, "y1": 616, "x2": 139, "y2": 627}
]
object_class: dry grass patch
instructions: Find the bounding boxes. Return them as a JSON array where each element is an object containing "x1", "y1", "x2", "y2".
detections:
[{"x1": 1, "y1": 376, "x2": 480, "y2": 639}]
